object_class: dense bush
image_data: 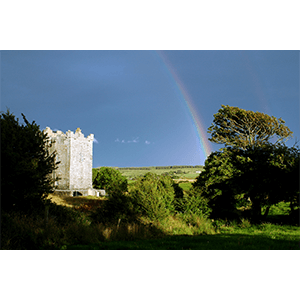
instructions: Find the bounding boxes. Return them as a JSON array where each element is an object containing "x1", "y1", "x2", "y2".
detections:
[
  {"x1": 1, "y1": 110, "x2": 58, "y2": 212},
  {"x1": 93, "y1": 167, "x2": 128, "y2": 194},
  {"x1": 130, "y1": 173, "x2": 175, "y2": 221},
  {"x1": 174, "y1": 189, "x2": 211, "y2": 218}
]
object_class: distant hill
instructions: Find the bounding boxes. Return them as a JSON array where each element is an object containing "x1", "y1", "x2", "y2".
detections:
[
  {"x1": 93, "y1": 165, "x2": 204, "y2": 181},
  {"x1": 95, "y1": 165, "x2": 204, "y2": 170}
]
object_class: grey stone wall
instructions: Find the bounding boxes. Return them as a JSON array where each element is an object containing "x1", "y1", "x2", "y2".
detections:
[{"x1": 44, "y1": 127, "x2": 94, "y2": 191}]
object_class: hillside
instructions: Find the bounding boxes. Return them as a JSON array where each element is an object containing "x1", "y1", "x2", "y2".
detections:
[{"x1": 94, "y1": 165, "x2": 204, "y2": 181}]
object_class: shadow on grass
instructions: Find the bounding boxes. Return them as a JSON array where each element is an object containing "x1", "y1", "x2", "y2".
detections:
[{"x1": 67, "y1": 232, "x2": 300, "y2": 250}]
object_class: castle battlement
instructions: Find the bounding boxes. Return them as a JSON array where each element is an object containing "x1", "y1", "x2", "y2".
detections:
[
  {"x1": 45, "y1": 127, "x2": 94, "y2": 141},
  {"x1": 44, "y1": 127, "x2": 95, "y2": 193}
]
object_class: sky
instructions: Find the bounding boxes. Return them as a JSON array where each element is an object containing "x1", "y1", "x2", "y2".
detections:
[{"x1": 1, "y1": 50, "x2": 299, "y2": 168}]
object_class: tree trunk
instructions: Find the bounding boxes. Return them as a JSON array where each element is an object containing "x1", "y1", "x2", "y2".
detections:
[
  {"x1": 251, "y1": 196, "x2": 262, "y2": 223},
  {"x1": 262, "y1": 206, "x2": 270, "y2": 220}
]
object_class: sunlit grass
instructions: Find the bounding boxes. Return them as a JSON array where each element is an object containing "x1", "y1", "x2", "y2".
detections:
[{"x1": 2, "y1": 194, "x2": 299, "y2": 250}]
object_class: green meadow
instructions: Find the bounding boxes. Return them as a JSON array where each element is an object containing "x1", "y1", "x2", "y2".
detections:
[
  {"x1": 67, "y1": 226, "x2": 300, "y2": 250},
  {"x1": 66, "y1": 201, "x2": 299, "y2": 250},
  {"x1": 107, "y1": 165, "x2": 204, "y2": 181}
]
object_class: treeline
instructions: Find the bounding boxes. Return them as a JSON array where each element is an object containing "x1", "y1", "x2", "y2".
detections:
[{"x1": 113, "y1": 165, "x2": 204, "y2": 171}]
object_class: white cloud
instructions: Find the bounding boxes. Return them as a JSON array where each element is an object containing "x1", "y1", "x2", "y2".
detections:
[
  {"x1": 127, "y1": 137, "x2": 139, "y2": 143},
  {"x1": 93, "y1": 137, "x2": 99, "y2": 144},
  {"x1": 116, "y1": 137, "x2": 140, "y2": 143},
  {"x1": 145, "y1": 140, "x2": 150, "y2": 145}
]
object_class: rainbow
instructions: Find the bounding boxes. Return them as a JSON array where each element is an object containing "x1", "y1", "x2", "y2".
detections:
[{"x1": 155, "y1": 51, "x2": 213, "y2": 164}]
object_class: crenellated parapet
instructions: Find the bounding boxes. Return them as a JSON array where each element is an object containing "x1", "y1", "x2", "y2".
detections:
[{"x1": 44, "y1": 127, "x2": 94, "y2": 141}]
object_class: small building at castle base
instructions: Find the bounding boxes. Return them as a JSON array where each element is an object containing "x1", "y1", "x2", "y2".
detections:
[
  {"x1": 44, "y1": 127, "x2": 103, "y2": 197},
  {"x1": 53, "y1": 188, "x2": 106, "y2": 197}
]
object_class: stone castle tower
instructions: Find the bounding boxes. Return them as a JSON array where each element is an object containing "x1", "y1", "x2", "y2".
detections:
[{"x1": 44, "y1": 127, "x2": 99, "y2": 196}]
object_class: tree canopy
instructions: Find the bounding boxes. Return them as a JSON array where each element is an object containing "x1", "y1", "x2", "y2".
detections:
[
  {"x1": 192, "y1": 105, "x2": 299, "y2": 222},
  {"x1": 93, "y1": 167, "x2": 128, "y2": 194},
  {"x1": 207, "y1": 105, "x2": 293, "y2": 149},
  {"x1": 193, "y1": 143, "x2": 299, "y2": 221},
  {"x1": 1, "y1": 110, "x2": 58, "y2": 212}
]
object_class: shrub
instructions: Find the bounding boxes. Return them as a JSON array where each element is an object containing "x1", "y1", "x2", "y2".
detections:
[
  {"x1": 93, "y1": 167, "x2": 128, "y2": 194},
  {"x1": 1, "y1": 110, "x2": 58, "y2": 212},
  {"x1": 130, "y1": 173, "x2": 175, "y2": 221},
  {"x1": 178, "y1": 213, "x2": 215, "y2": 235},
  {"x1": 174, "y1": 189, "x2": 211, "y2": 217}
]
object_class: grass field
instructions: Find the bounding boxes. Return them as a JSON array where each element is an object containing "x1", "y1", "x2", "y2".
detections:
[
  {"x1": 62, "y1": 195, "x2": 300, "y2": 250},
  {"x1": 102, "y1": 166, "x2": 201, "y2": 189},
  {"x1": 178, "y1": 181, "x2": 193, "y2": 191},
  {"x1": 66, "y1": 222, "x2": 300, "y2": 250},
  {"x1": 47, "y1": 195, "x2": 300, "y2": 250},
  {"x1": 107, "y1": 166, "x2": 204, "y2": 181},
  {"x1": 3, "y1": 180, "x2": 299, "y2": 250}
]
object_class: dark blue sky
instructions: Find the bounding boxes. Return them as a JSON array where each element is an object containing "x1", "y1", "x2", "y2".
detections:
[{"x1": 1, "y1": 50, "x2": 299, "y2": 167}]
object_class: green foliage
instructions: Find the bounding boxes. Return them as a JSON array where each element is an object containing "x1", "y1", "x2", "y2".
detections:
[
  {"x1": 130, "y1": 173, "x2": 175, "y2": 221},
  {"x1": 92, "y1": 168, "x2": 98, "y2": 183},
  {"x1": 208, "y1": 105, "x2": 293, "y2": 149},
  {"x1": 193, "y1": 147, "x2": 247, "y2": 219},
  {"x1": 93, "y1": 167, "x2": 128, "y2": 194},
  {"x1": 198, "y1": 105, "x2": 299, "y2": 221},
  {"x1": 1, "y1": 110, "x2": 58, "y2": 212},
  {"x1": 194, "y1": 144, "x2": 300, "y2": 221},
  {"x1": 262, "y1": 201, "x2": 291, "y2": 216},
  {"x1": 89, "y1": 190, "x2": 138, "y2": 224},
  {"x1": 178, "y1": 181, "x2": 193, "y2": 191},
  {"x1": 174, "y1": 189, "x2": 211, "y2": 217}
]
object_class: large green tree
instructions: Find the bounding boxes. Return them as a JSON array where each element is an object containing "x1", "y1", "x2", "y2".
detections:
[
  {"x1": 194, "y1": 105, "x2": 298, "y2": 221},
  {"x1": 1, "y1": 110, "x2": 58, "y2": 212},
  {"x1": 193, "y1": 147, "x2": 247, "y2": 219},
  {"x1": 194, "y1": 144, "x2": 299, "y2": 221},
  {"x1": 208, "y1": 105, "x2": 293, "y2": 149}
]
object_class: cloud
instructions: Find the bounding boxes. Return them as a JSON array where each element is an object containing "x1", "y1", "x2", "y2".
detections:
[
  {"x1": 127, "y1": 137, "x2": 139, "y2": 143},
  {"x1": 93, "y1": 137, "x2": 99, "y2": 144},
  {"x1": 145, "y1": 140, "x2": 151, "y2": 144},
  {"x1": 116, "y1": 137, "x2": 140, "y2": 143},
  {"x1": 115, "y1": 138, "x2": 130, "y2": 143}
]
